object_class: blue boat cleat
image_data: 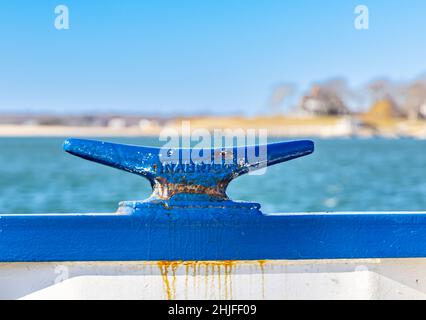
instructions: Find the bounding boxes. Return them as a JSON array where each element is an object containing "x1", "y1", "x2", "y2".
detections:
[{"x1": 63, "y1": 138, "x2": 314, "y2": 212}]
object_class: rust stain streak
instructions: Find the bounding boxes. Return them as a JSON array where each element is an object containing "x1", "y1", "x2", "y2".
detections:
[
  {"x1": 185, "y1": 264, "x2": 189, "y2": 300},
  {"x1": 204, "y1": 263, "x2": 209, "y2": 299},
  {"x1": 158, "y1": 260, "x2": 240, "y2": 299},
  {"x1": 210, "y1": 263, "x2": 215, "y2": 299},
  {"x1": 217, "y1": 264, "x2": 222, "y2": 297},
  {"x1": 258, "y1": 260, "x2": 266, "y2": 299},
  {"x1": 171, "y1": 261, "x2": 179, "y2": 299},
  {"x1": 157, "y1": 261, "x2": 172, "y2": 300}
]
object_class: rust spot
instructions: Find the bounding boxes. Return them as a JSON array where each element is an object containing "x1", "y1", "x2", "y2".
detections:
[
  {"x1": 215, "y1": 149, "x2": 234, "y2": 161},
  {"x1": 152, "y1": 177, "x2": 230, "y2": 200}
]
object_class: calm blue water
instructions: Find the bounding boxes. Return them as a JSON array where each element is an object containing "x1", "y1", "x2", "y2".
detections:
[{"x1": 0, "y1": 137, "x2": 426, "y2": 214}]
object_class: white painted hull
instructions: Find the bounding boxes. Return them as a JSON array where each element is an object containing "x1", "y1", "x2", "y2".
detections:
[{"x1": 1, "y1": 258, "x2": 426, "y2": 299}]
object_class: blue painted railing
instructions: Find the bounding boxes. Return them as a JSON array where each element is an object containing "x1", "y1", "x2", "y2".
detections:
[{"x1": 1, "y1": 139, "x2": 426, "y2": 262}]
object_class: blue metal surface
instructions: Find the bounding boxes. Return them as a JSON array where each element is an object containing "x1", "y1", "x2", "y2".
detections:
[
  {"x1": 63, "y1": 138, "x2": 314, "y2": 211},
  {"x1": 2, "y1": 138, "x2": 426, "y2": 262},
  {"x1": 1, "y1": 211, "x2": 426, "y2": 261}
]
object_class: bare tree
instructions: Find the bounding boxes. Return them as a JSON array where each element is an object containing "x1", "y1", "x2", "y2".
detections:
[
  {"x1": 402, "y1": 76, "x2": 426, "y2": 119},
  {"x1": 267, "y1": 83, "x2": 296, "y2": 114}
]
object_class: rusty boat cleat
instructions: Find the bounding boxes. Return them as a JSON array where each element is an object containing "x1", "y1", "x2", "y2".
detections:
[{"x1": 63, "y1": 138, "x2": 314, "y2": 212}]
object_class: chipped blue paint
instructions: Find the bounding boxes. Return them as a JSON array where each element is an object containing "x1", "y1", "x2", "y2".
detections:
[{"x1": 1, "y1": 138, "x2": 426, "y2": 262}]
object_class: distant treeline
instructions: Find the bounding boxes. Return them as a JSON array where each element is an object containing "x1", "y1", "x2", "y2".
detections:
[{"x1": 269, "y1": 76, "x2": 426, "y2": 119}]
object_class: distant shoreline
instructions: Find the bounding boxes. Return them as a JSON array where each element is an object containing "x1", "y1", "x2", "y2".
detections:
[{"x1": 0, "y1": 116, "x2": 425, "y2": 139}]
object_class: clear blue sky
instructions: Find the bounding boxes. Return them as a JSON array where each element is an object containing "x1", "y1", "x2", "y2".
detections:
[{"x1": 0, "y1": 0, "x2": 425, "y2": 115}]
